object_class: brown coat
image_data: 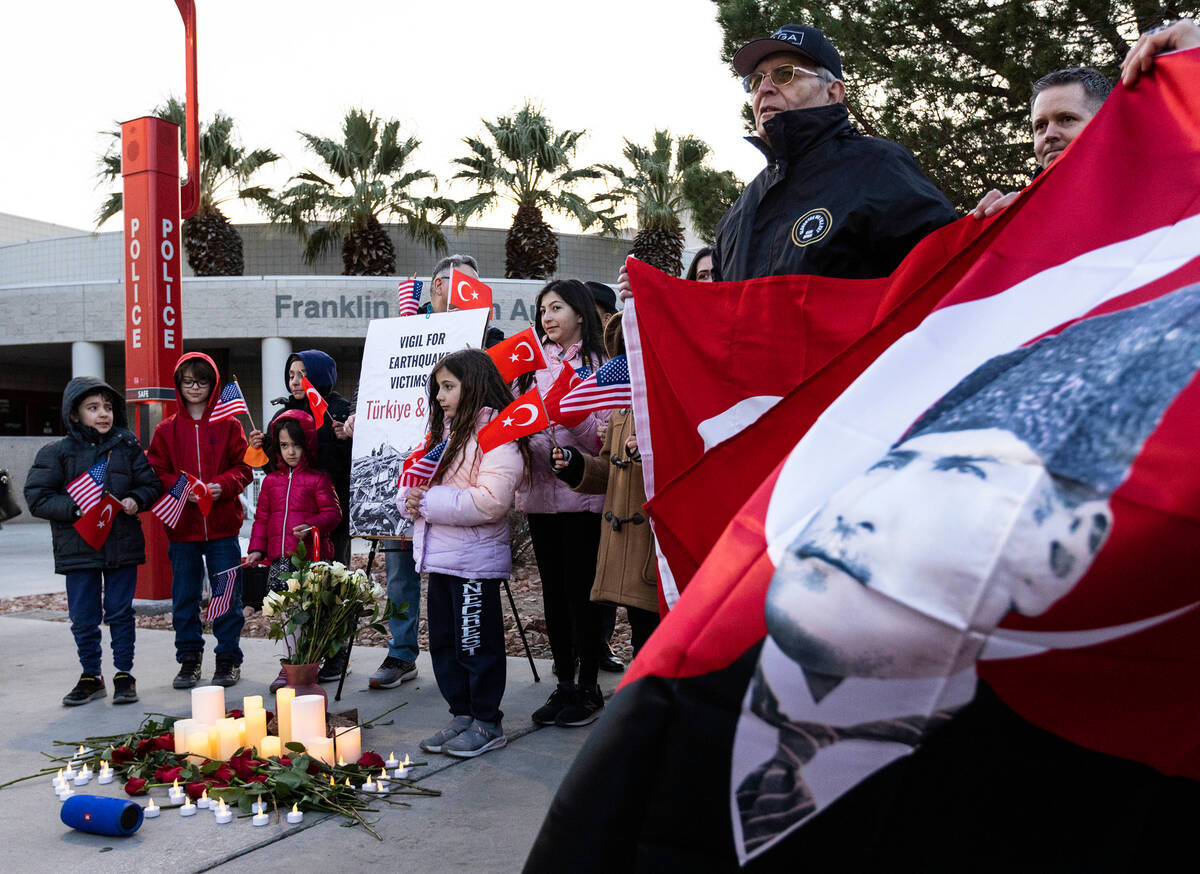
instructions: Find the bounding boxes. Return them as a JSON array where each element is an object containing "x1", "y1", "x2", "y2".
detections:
[{"x1": 571, "y1": 409, "x2": 658, "y2": 613}]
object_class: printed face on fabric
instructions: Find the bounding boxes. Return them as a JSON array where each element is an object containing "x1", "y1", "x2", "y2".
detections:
[
  {"x1": 287, "y1": 360, "x2": 307, "y2": 399},
  {"x1": 752, "y1": 51, "x2": 840, "y2": 141},
  {"x1": 765, "y1": 428, "x2": 1112, "y2": 680},
  {"x1": 1032, "y1": 83, "x2": 1098, "y2": 168},
  {"x1": 73, "y1": 393, "x2": 114, "y2": 434}
]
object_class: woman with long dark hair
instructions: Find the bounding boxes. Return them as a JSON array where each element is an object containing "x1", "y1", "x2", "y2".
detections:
[{"x1": 517, "y1": 279, "x2": 611, "y2": 727}]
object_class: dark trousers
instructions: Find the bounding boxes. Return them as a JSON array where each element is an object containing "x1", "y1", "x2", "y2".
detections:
[
  {"x1": 627, "y1": 606, "x2": 660, "y2": 657},
  {"x1": 527, "y1": 512, "x2": 603, "y2": 688},
  {"x1": 427, "y1": 573, "x2": 506, "y2": 725},
  {"x1": 64, "y1": 565, "x2": 138, "y2": 676},
  {"x1": 168, "y1": 535, "x2": 245, "y2": 663}
]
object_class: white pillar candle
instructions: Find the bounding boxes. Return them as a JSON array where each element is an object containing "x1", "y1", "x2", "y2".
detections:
[
  {"x1": 217, "y1": 722, "x2": 240, "y2": 761},
  {"x1": 243, "y1": 695, "x2": 264, "y2": 712},
  {"x1": 235, "y1": 717, "x2": 247, "y2": 750},
  {"x1": 144, "y1": 798, "x2": 160, "y2": 819},
  {"x1": 172, "y1": 719, "x2": 196, "y2": 755},
  {"x1": 276, "y1": 688, "x2": 295, "y2": 745},
  {"x1": 286, "y1": 803, "x2": 303, "y2": 824},
  {"x1": 180, "y1": 799, "x2": 197, "y2": 816},
  {"x1": 306, "y1": 736, "x2": 334, "y2": 765},
  {"x1": 188, "y1": 729, "x2": 212, "y2": 764},
  {"x1": 334, "y1": 727, "x2": 361, "y2": 765},
  {"x1": 191, "y1": 686, "x2": 226, "y2": 725},
  {"x1": 259, "y1": 736, "x2": 282, "y2": 759},
  {"x1": 245, "y1": 709, "x2": 268, "y2": 752},
  {"x1": 290, "y1": 696, "x2": 325, "y2": 748}
]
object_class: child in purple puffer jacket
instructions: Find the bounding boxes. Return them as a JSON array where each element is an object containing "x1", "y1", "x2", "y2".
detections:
[{"x1": 401, "y1": 350, "x2": 528, "y2": 760}]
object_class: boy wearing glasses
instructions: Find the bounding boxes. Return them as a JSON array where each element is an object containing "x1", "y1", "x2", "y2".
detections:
[
  {"x1": 147, "y1": 353, "x2": 252, "y2": 689},
  {"x1": 713, "y1": 24, "x2": 956, "y2": 283}
]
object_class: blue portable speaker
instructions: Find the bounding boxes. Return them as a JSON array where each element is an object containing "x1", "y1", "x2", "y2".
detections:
[{"x1": 61, "y1": 794, "x2": 144, "y2": 836}]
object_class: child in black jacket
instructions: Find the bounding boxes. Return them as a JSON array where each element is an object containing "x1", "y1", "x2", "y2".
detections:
[{"x1": 25, "y1": 377, "x2": 162, "y2": 706}]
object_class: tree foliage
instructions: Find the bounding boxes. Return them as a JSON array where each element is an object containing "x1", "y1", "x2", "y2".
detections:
[
  {"x1": 713, "y1": 1, "x2": 1197, "y2": 212},
  {"x1": 275, "y1": 108, "x2": 451, "y2": 275}
]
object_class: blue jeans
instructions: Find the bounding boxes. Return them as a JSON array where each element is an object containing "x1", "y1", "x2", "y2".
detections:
[
  {"x1": 385, "y1": 546, "x2": 421, "y2": 663},
  {"x1": 169, "y1": 536, "x2": 244, "y2": 664},
  {"x1": 64, "y1": 565, "x2": 138, "y2": 676}
]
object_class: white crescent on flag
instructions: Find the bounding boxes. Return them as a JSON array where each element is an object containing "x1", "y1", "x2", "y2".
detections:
[
  {"x1": 512, "y1": 341, "x2": 535, "y2": 362},
  {"x1": 455, "y1": 279, "x2": 479, "y2": 305},
  {"x1": 306, "y1": 387, "x2": 322, "y2": 408},
  {"x1": 98, "y1": 504, "x2": 114, "y2": 529},
  {"x1": 510, "y1": 403, "x2": 540, "y2": 427}
]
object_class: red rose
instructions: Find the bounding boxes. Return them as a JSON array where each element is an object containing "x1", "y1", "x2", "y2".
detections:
[
  {"x1": 227, "y1": 709, "x2": 243, "y2": 719},
  {"x1": 135, "y1": 738, "x2": 155, "y2": 758},
  {"x1": 186, "y1": 780, "x2": 210, "y2": 800},
  {"x1": 278, "y1": 756, "x2": 292, "y2": 766},
  {"x1": 245, "y1": 774, "x2": 268, "y2": 784},
  {"x1": 212, "y1": 764, "x2": 235, "y2": 783},
  {"x1": 154, "y1": 733, "x2": 175, "y2": 751},
  {"x1": 306, "y1": 759, "x2": 321, "y2": 775},
  {"x1": 154, "y1": 765, "x2": 184, "y2": 784},
  {"x1": 110, "y1": 746, "x2": 134, "y2": 764},
  {"x1": 124, "y1": 777, "x2": 148, "y2": 796},
  {"x1": 356, "y1": 751, "x2": 385, "y2": 770},
  {"x1": 231, "y1": 757, "x2": 266, "y2": 780}
]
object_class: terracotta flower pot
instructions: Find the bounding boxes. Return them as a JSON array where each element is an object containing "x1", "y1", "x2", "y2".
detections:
[{"x1": 281, "y1": 662, "x2": 326, "y2": 703}]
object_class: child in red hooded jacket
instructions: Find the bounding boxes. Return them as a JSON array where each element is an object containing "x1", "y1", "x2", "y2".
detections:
[
  {"x1": 246, "y1": 410, "x2": 342, "y2": 691},
  {"x1": 147, "y1": 353, "x2": 253, "y2": 690}
]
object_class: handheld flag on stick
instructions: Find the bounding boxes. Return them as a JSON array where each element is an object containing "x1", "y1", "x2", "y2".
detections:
[
  {"x1": 398, "y1": 277, "x2": 423, "y2": 317},
  {"x1": 244, "y1": 445, "x2": 270, "y2": 468},
  {"x1": 399, "y1": 437, "x2": 450, "y2": 488},
  {"x1": 150, "y1": 473, "x2": 194, "y2": 528},
  {"x1": 74, "y1": 493, "x2": 124, "y2": 551},
  {"x1": 487, "y1": 327, "x2": 548, "y2": 382},
  {"x1": 205, "y1": 565, "x2": 239, "y2": 623},
  {"x1": 559, "y1": 354, "x2": 632, "y2": 415},
  {"x1": 449, "y1": 269, "x2": 493, "y2": 312},
  {"x1": 185, "y1": 472, "x2": 212, "y2": 516},
  {"x1": 542, "y1": 363, "x2": 591, "y2": 428},
  {"x1": 477, "y1": 389, "x2": 549, "y2": 453},
  {"x1": 301, "y1": 375, "x2": 329, "y2": 424},
  {"x1": 66, "y1": 456, "x2": 109, "y2": 514},
  {"x1": 209, "y1": 382, "x2": 250, "y2": 423}
]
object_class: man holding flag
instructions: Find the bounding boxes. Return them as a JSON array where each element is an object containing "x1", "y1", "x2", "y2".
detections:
[{"x1": 24, "y1": 377, "x2": 162, "y2": 707}]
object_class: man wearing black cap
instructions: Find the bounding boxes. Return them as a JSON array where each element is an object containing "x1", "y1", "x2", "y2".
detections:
[{"x1": 713, "y1": 24, "x2": 956, "y2": 283}]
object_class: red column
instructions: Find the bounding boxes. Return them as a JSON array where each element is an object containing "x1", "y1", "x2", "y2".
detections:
[{"x1": 121, "y1": 116, "x2": 182, "y2": 601}]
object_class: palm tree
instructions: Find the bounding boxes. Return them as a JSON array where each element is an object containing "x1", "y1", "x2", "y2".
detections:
[
  {"x1": 452, "y1": 101, "x2": 611, "y2": 279},
  {"x1": 592, "y1": 130, "x2": 742, "y2": 277},
  {"x1": 275, "y1": 108, "x2": 451, "y2": 275},
  {"x1": 96, "y1": 97, "x2": 280, "y2": 276}
]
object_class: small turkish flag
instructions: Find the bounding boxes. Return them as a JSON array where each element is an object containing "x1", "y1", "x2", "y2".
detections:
[
  {"x1": 487, "y1": 327, "x2": 548, "y2": 382},
  {"x1": 243, "y1": 445, "x2": 270, "y2": 468},
  {"x1": 74, "y1": 492, "x2": 124, "y2": 550},
  {"x1": 185, "y1": 472, "x2": 213, "y2": 517},
  {"x1": 477, "y1": 388, "x2": 549, "y2": 453},
  {"x1": 541, "y1": 362, "x2": 590, "y2": 428},
  {"x1": 449, "y1": 269, "x2": 493, "y2": 312},
  {"x1": 301, "y1": 375, "x2": 329, "y2": 424}
]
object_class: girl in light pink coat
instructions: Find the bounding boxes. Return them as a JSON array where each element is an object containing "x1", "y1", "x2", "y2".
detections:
[{"x1": 401, "y1": 350, "x2": 528, "y2": 759}]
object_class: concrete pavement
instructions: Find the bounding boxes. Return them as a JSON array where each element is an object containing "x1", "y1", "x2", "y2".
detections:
[{"x1": 0, "y1": 522, "x2": 613, "y2": 873}]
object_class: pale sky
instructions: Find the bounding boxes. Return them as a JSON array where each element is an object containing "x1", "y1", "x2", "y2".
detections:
[{"x1": 1, "y1": 0, "x2": 767, "y2": 235}]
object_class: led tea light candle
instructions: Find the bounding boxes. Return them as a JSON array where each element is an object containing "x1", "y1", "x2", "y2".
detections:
[
  {"x1": 62, "y1": 763, "x2": 76, "y2": 781},
  {"x1": 168, "y1": 779, "x2": 185, "y2": 804},
  {"x1": 290, "y1": 696, "x2": 326, "y2": 747},
  {"x1": 97, "y1": 762, "x2": 114, "y2": 785},
  {"x1": 191, "y1": 686, "x2": 226, "y2": 726},
  {"x1": 214, "y1": 799, "x2": 232, "y2": 824},
  {"x1": 252, "y1": 804, "x2": 269, "y2": 827},
  {"x1": 57, "y1": 787, "x2": 75, "y2": 802},
  {"x1": 51, "y1": 769, "x2": 65, "y2": 789},
  {"x1": 144, "y1": 798, "x2": 160, "y2": 819},
  {"x1": 180, "y1": 798, "x2": 197, "y2": 817},
  {"x1": 385, "y1": 752, "x2": 398, "y2": 769},
  {"x1": 334, "y1": 727, "x2": 361, "y2": 765},
  {"x1": 276, "y1": 688, "x2": 295, "y2": 745},
  {"x1": 198, "y1": 788, "x2": 211, "y2": 809},
  {"x1": 287, "y1": 803, "x2": 303, "y2": 824},
  {"x1": 73, "y1": 766, "x2": 90, "y2": 787},
  {"x1": 259, "y1": 736, "x2": 281, "y2": 759},
  {"x1": 394, "y1": 762, "x2": 409, "y2": 779}
]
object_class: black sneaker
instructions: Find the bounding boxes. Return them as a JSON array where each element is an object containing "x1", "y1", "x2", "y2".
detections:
[
  {"x1": 599, "y1": 648, "x2": 626, "y2": 673},
  {"x1": 63, "y1": 674, "x2": 105, "y2": 707},
  {"x1": 318, "y1": 649, "x2": 351, "y2": 683},
  {"x1": 112, "y1": 672, "x2": 138, "y2": 705},
  {"x1": 555, "y1": 684, "x2": 605, "y2": 727},
  {"x1": 212, "y1": 655, "x2": 241, "y2": 687},
  {"x1": 173, "y1": 655, "x2": 202, "y2": 690},
  {"x1": 532, "y1": 684, "x2": 576, "y2": 726}
]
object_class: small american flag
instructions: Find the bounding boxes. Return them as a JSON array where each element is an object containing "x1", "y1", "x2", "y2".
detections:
[
  {"x1": 150, "y1": 473, "x2": 193, "y2": 528},
  {"x1": 398, "y1": 278, "x2": 424, "y2": 317},
  {"x1": 399, "y1": 438, "x2": 449, "y2": 487},
  {"x1": 209, "y1": 382, "x2": 250, "y2": 423},
  {"x1": 205, "y1": 565, "x2": 240, "y2": 622},
  {"x1": 66, "y1": 457, "x2": 108, "y2": 514},
  {"x1": 559, "y1": 354, "x2": 632, "y2": 414}
]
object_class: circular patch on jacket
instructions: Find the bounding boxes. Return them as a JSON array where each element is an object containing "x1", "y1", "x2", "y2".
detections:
[{"x1": 790, "y1": 209, "x2": 832, "y2": 247}]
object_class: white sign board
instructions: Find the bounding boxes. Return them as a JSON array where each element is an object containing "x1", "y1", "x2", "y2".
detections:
[{"x1": 349, "y1": 309, "x2": 490, "y2": 537}]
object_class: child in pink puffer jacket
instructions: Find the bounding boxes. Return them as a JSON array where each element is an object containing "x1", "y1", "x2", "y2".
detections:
[{"x1": 401, "y1": 350, "x2": 527, "y2": 760}]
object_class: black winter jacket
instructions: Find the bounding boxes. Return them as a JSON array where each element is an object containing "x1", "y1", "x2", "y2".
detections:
[
  {"x1": 25, "y1": 377, "x2": 163, "y2": 574},
  {"x1": 713, "y1": 104, "x2": 957, "y2": 283}
]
